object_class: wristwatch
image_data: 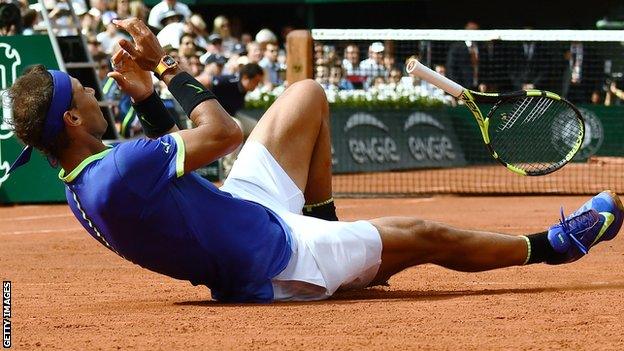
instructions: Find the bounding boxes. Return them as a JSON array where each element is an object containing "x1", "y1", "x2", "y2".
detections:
[{"x1": 153, "y1": 55, "x2": 178, "y2": 79}]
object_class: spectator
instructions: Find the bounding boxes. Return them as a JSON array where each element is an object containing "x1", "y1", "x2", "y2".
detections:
[
  {"x1": 372, "y1": 76, "x2": 386, "y2": 88},
  {"x1": 96, "y1": 12, "x2": 130, "y2": 54},
  {"x1": 70, "y1": 0, "x2": 88, "y2": 18},
  {"x1": 80, "y1": 12, "x2": 99, "y2": 36},
  {"x1": 240, "y1": 32, "x2": 253, "y2": 46},
  {"x1": 178, "y1": 32, "x2": 197, "y2": 57},
  {"x1": 186, "y1": 54, "x2": 204, "y2": 77},
  {"x1": 255, "y1": 28, "x2": 277, "y2": 46},
  {"x1": 328, "y1": 64, "x2": 354, "y2": 90},
  {"x1": 212, "y1": 15, "x2": 238, "y2": 56},
  {"x1": 315, "y1": 65, "x2": 329, "y2": 88},
  {"x1": 85, "y1": 35, "x2": 101, "y2": 56},
  {"x1": 259, "y1": 41, "x2": 282, "y2": 87},
  {"x1": 158, "y1": 10, "x2": 184, "y2": 29},
  {"x1": 93, "y1": 51, "x2": 110, "y2": 82},
  {"x1": 200, "y1": 53, "x2": 227, "y2": 78},
  {"x1": 203, "y1": 63, "x2": 264, "y2": 116},
  {"x1": 314, "y1": 42, "x2": 324, "y2": 65},
  {"x1": 114, "y1": 0, "x2": 130, "y2": 19},
  {"x1": 129, "y1": 0, "x2": 148, "y2": 22},
  {"x1": 446, "y1": 20, "x2": 481, "y2": 90},
  {"x1": 359, "y1": 41, "x2": 387, "y2": 83},
  {"x1": 383, "y1": 54, "x2": 396, "y2": 73},
  {"x1": 388, "y1": 67, "x2": 402, "y2": 86},
  {"x1": 222, "y1": 43, "x2": 246, "y2": 75},
  {"x1": 147, "y1": 0, "x2": 191, "y2": 30},
  {"x1": 88, "y1": 0, "x2": 108, "y2": 24},
  {"x1": 21, "y1": 8, "x2": 38, "y2": 35},
  {"x1": 342, "y1": 44, "x2": 360, "y2": 75},
  {"x1": 246, "y1": 41, "x2": 263, "y2": 64},
  {"x1": 157, "y1": 14, "x2": 208, "y2": 50},
  {"x1": 206, "y1": 33, "x2": 224, "y2": 55}
]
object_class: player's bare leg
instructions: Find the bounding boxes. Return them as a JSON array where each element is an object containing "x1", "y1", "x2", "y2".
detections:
[
  {"x1": 368, "y1": 217, "x2": 529, "y2": 285},
  {"x1": 247, "y1": 79, "x2": 333, "y2": 205}
]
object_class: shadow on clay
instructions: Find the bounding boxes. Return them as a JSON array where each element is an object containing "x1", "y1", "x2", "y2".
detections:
[{"x1": 173, "y1": 282, "x2": 624, "y2": 307}]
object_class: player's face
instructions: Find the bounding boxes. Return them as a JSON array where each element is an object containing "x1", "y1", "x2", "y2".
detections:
[{"x1": 69, "y1": 77, "x2": 108, "y2": 138}]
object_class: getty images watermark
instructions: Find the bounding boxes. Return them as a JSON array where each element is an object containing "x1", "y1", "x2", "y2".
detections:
[{"x1": 3, "y1": 281, "x2": 10, "y2": 348}]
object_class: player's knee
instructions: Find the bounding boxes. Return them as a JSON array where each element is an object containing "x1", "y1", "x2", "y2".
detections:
[{"x1": 292, "y1": 79, "x2": 329, "y2": 110}]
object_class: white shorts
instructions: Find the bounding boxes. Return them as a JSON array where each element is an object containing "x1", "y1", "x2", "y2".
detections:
[{"x1": 220, "y1": 141, "x2": 383, "y2": 301}]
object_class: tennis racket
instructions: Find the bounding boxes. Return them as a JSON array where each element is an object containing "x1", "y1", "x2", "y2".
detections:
[{"x1": 406, "y1": 59, "x2": 585, "y2": 176}]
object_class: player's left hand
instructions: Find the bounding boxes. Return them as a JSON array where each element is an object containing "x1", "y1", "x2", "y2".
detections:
[{"x1": 108, "y1": 48, "x2": 153, "y2": 102}]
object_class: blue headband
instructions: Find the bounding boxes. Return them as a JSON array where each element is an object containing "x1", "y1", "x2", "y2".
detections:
[{"x1": 8, "y1": 70, "x2": 72, "y2": 174}]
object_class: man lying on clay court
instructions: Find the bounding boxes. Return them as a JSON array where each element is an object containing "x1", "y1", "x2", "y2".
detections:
[{"x1": 8, "y1": 18, "x2": 624, "y2": 302}]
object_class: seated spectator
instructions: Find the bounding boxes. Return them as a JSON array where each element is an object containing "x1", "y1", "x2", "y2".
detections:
[
  {"x1": 178, "y1": 32, "x2": 197, "y2": 57},
  {"x1": 147, "y1": 0, "x2": 191, "y2": 30},
  {"x1": 342, "y1": 44, "x2": 360, "y2": 75},
  {"x1": 21, "y1": 9, "x2": 39, "y2": 35},
  {"x1": 80, "y1": 11, "x2": 99, "y2": 36},
  {"x1": 314, "y1": 42, "x2": 326, "y2": 66},
  {"x1": 315, "y1": 65, "x2": 330, "y2": 88},
  {"x1": 158, "y1": 10, "x2": 184, "y2": 29},
  {"x1": 222, "y1": 43, "x2": 246, "y2": 75},
  {"x1": 96, "y1": 13, "x2": 130, "y2": 54},
  {"x1": 213, "y1": 15, "x2": 239, "y2": 57},
  {"x1": 240, "y1": 32, "x2": 253, "y2": 46},
  {"x1": 259, "y1": 41, "x2": 282, "y2": 87},
  {"x1": 157, "y1": 14, "x2": 208, "y2": 50},
  {"x1": 86, "y1": 35, "x2": 101, "y2": 56},
  {"x1": 114, "y1": 0, "x2": 130, "y2": 19},
  {"x1": 387, "y1": 67, "x2": 402, "y2": 86},
  {"x1": 207, "y1": 34, "x2": 224, "y2": 55},
  {"x1": 371, "y1": 76, "x2": 386, "y2": 88},
  {"x1": 384, "y1": 54, "x2": 397, "y2": 73},
  {"x1": 87, "y1": 0, "x2": 108, "y2": 27},
  {"x1": 328, "y1": 64, "x2": 354, "y2": 90},
  {"x1": 359, "y1": 41, "x2": 387, "y2": 81},
  {"x1": 246, "y1": 41, "x2": 263, "y2": 64},
  {"x1": 255, "y1": 28, "x2": 277, "y2": 46},
  {"x1": 201, "y1": 53, "x2": 227, "y2": 77},
  {"x1": 163, "y1": 45, "x2": 180, "y2": 63},
  {"x1": 186, "y1": 54, "x2": 205, "y2": 77},
  {"x1": 129, "y1": 0, "x2": 148, "y2": 23}
]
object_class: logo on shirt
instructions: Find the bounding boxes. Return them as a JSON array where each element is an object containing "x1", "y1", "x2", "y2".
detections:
[
  {"x1": 185, "y1": 83, "x2": 204, "y2": 94},
  {"x1": 160, "y1": 140, "x2": 171, "y2": 154}
]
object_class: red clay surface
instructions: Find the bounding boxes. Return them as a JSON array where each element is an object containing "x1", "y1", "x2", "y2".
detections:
[{"x1": 2, "y1": 196, "x2": 624, "y2": 350}]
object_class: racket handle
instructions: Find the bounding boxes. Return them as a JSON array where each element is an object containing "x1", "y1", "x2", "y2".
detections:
[{"x1": 405, "y1": 59, "x2": 464, "y2": 98}]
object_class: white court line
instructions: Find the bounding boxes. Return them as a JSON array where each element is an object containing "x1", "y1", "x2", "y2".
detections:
[
  {"x1": 0, "y1": 213, "x2": 73, "y2": 221},
  {"x1": 0, "y1": 228, "x2": 83, "y2": 235}
]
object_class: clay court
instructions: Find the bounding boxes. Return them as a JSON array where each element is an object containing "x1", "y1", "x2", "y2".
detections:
[{"x1": 2, "y1": 194, "x2": 623, "y2": 350}]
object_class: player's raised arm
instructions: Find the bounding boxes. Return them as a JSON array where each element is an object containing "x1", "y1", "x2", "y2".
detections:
[{"x1": 113, "y1": 18, "x2": 242, "y2": 173}]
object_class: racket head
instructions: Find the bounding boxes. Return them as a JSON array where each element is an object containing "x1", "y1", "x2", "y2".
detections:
[{"x1": 481, "y1": 91, "x2": 585, "y2": 176}]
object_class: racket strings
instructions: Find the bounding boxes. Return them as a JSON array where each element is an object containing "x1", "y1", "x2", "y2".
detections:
[{"x1": 490, "y1": 97, "x2": 583, "y2": 174}]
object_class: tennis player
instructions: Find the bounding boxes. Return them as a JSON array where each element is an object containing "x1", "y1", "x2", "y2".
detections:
[{"x1": 8, "y1": 18, "x2": 623, "y2": 302}]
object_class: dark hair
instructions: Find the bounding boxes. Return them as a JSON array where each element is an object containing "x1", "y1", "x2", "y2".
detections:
[
  {"x1": 0, "y1": 3, "x2": 22, "y2": 34},
  {"x1": 239, "y1": 63, "x2": 263, "y2": 79},
  {"x1": 22, "y1": 9, "x2": 38, "y2": 29},
  {"x1": 8, "y1": 65, "x2": 70, "y2": 157},
  {"x1": 180, "y1": 32, "x2": 197, "y2": 43}
]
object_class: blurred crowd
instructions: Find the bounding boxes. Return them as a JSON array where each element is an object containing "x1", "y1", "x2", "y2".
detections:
[{"x1": 2, "y1": 2, "x2": 624, "y2": 139}]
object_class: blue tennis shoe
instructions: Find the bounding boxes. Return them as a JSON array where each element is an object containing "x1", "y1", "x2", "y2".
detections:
[{"x1": 547, "y1": 190, "x2": 623, "y2": 264}]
